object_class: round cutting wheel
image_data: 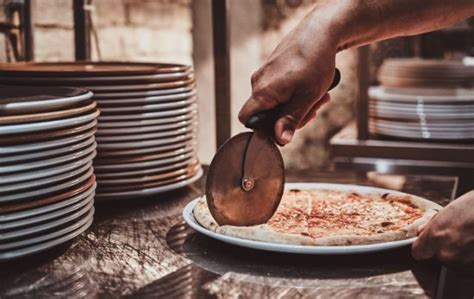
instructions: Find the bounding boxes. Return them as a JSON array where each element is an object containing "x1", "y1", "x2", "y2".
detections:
[{"x1": 206, "y1": 132, "x2": 285, "y2": 226}]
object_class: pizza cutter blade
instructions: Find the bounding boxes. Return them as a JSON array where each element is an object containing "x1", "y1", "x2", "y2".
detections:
[{"x1": 206, "y1": 69, "x2": 341, "y2": 226}]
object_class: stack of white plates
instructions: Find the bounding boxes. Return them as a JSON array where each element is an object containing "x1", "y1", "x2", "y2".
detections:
[
  {"x1": 0, "y1": 86, "x2": 97, "y2": 260},
  {"x1": 0, "y1": 62, "x2": 202, "y2": 200},
  {"x1": 369, "y1": 59, "x2": 474, "y2": 141}
]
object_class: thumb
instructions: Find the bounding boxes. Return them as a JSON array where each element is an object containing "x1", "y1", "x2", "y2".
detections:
[{"x1": 273, "y1": 93, "x2": 316, "y2": 145}]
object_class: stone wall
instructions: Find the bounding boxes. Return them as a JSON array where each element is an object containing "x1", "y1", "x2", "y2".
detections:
[{"x1": 24, "y1": 0, "x2": 192, "y2": 63}]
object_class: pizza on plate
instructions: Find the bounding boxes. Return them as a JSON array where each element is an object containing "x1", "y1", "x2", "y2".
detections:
[{"x1": 193, "y1": 187, "x2": 442, "y2": 246}]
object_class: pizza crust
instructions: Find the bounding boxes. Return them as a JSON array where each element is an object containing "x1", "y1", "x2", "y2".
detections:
[{"x1": 192, "y1": 189, "x2": 442, "y2": 246}]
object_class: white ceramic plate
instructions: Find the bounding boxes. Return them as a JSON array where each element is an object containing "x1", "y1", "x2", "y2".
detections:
[
  {"x1": 0, "y1": 169, "x2": 94, "y2": 203},
  {"x1": 0, "y1": 161, "x2": 92, "y2": 194},
  {"x1": 97, "y1": 132, "x2": 196, "y2": 150},
  {"x1": 369, "y1": 86, "x2": 474, "y2": 103},
  {"x1": 372, "y1": 121, "x2": 474, "y2": 132},
  {"x1": 0, "y1": 193, "x2": 93, "y2": 230},
  {"x1": 94, "y1": 150, "x2": 195, "y2": 171},
  {"x1": 369, "y1": 102, "x2": 474, "y2": 114},
  {"x1": 0, "y1": 89, "x2": 93, "y2": 114},
  {"x1": 0, "y1": 209, "x2": 93, "y2": 260},
  {"x1": 97, "y1": 164, "x2": 200, "y2": 185},
  {"x1": 0, "y1": 142, "x2": 96, "y2": 174},
  {"x1": 98, "y1": 104, "x2": 197, "y2": 121},
  {"x1": 95, "y1": 145, "x2": 194, "y2": 165},
  {"x1": 0, "y1": 109, "x2": 100, "y2": 135},
  {"x1": 0, "y1": 69, "x2": 192, "y2": 83},
  {"x1": 95, "y1": 125, "x2": 196, "y2": 142},
  {"x1": 95, "y1": 167, "x2": 203, "y2": 200},
  {"x1": 97, "y1": 140, "x2": 197, "y2": 157},
  {"x1": 369, "y1": 108, "x2": 474, "y2": 120},
  {"x1": 96, "y1": 89, "x2": 197, "y2": 105},
  {"x1": 97, "y1": 110, "x2": 197, "y2": 128},
  {"x1": 98, "y1": 97, "x2": 197, "y2": 114},
  {"x1": 0, "y1": 121, "x2": 96, "y2": 155},
  {"x1": 369, "y1": 125, "x2": 474, "y2": 140},
  {"x1": 0, "y1": 200, "x2": 93, "y2": 241},
  {"x1": 0, "y1": 136, "x2": 95, "y2": 164},
  {"x1": 369, "y1": 100, "x2": 474, "y2": 110},
  {"x1": 93, "y1": 86, "x2": 194, "y2": 98},
  {"x1": 95, "y1": 157, "x2": 198, "y2": 178},
  {"x1": 96, "y1": 117, "x2": 197, "y2": 135},
  {"x1": 183, "y1": 182, "x2": 422, "y2": 255},
  {"x1": 0, "y1": 183, "x2": 96, "y2": 223},
  {"x1": 0, "y1": 151, "x2": 96, "y2": 184}
]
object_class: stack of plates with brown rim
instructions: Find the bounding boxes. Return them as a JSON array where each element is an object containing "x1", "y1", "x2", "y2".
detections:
[
  {"x1": 369, "y1": 59, "x2": 474, "y2": 141},
  {"x1": 0, "y1": 86, "x2": 97, "y2": 260},
  {"x1": 378, "y1": 58, "x2": 474, "y2": 88},
  {"x1": 0, "y1": 62, "x2": 202, "y2": 200}
]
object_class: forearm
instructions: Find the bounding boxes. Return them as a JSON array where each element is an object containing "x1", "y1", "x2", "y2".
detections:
[{"x1": 306, "y1": 0, "x2": 474, "y2": 51}]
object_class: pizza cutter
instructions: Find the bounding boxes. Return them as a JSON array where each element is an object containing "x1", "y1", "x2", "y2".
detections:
[{"x1": 206, "y1": 69, "x2": 341, "y2": 226}]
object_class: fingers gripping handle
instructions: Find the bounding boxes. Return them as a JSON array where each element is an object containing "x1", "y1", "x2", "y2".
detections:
[{"x1": 244, "y1": 68, "x2": 341, "y2": 132}]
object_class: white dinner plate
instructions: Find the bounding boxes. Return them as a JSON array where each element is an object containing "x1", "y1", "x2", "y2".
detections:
[
  {"x1": 0, "y1": 109, "x2": 99, "y2": 135},
  {"x1": 93, "y1": 86, "x2": 194, "y2": 99},
  {"x1": 0, "y1": 121, "x2": 96, "y2": 155},
  {"x1": 95, "y1": 167, "x2": 203, "y2": 200},
  {"x1": 0, "y1": 168, "x2": 94, "y2": 203},
  {"x1": 0, "y1": 161, "x2": 92, "y2": 194},
  {"x1": 0, "y1": 88, "x2": 93, "y2": 114},
  {"x1": 369, "y1": 125, "x2": 474, "y2": 140},
  {"x1": 184, "y1": 200, "x2": 416, "y2": 255},
  {"x1": 0, "y1": 151, "x2": 96, "y2": 184},
  {"x1": 0, "y1": 200, "x2": 93, "y2": 241},
  {"x1": 0, "y1": 183, "x2": 96, "y2": 223},
  {"x1": 95, "y1": 145, "x2": 194, "y2": 165},
  {"x1": 98, "y1": 104, "x2": 197, "y2": 121},
  {"x1": 0, "y1": 142, "x2": 96, "y2": 174},
  {"x1": 97, "y1": 164, "x2": 200, "y2": 185},
  {"x1": 97, "y1": 110, "x2": 197, "y2": 128},
  {"x1": 183, "y1": 182, "x2": 433, "y2": 255},
  {"x1": 369, "y1": 102, "x2": 474, "y2": 115},
  {"x1": 95, "y1": 157, "x2": 198, "y2": 178},
  {"x1": 97, "y1": 140, "x2": 197, "y2": 157},
  {"x1": 0, "y1": 136, "x2": 95, "y2": 164},
  {"x1": 94, "y1": 150, "x2": 196, "y2": 171},
  {"x1": 369, "y1": 99, "x2": 474, "y2": 110},
  {"x1": 0, "y1": 69, "x2": 192, "y2": 83},
  {"x1": 95, "y1": 125, "x2": 196, "y2": 142},
  {"x1": 369, "y1": 86, "x2": 474, "y2": 103},
  {"x1": 370, "y1": 119, "x2": 474, "y2": 133},
  {"x1": 0, "y1": 193, "x2": 93, "y2": 230},
  {"x1": 97, "y1": 132, "x2": 196, "y2": 150},
  {"x1": 0, "y1": 209, "x2": 94, "y2": 260},
  {"x1": 369, "y1": 108, "x2": 474, "y2": 120},
  {"x1": 95, "y1": 90, "x2": 197, "y2": 105},
  {"x1": 96, "y1": 117, "x2": 197, "y2": 135},
  {"x1": 97, "y1": 98, "x2": 197, "y2": 114}
]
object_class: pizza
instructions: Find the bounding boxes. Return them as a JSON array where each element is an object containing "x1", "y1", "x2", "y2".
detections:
[{"x1": 193, "y1": 187, "x2": 442, "y2": 246}]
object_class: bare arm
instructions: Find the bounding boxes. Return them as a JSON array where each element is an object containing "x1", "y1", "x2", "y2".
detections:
[{"x1": 238, "y1": 0, "x2": 474, "y2": 144}]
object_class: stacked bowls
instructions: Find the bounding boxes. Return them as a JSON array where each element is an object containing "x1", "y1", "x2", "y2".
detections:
[
  {"x1": 0, "y1": 62, "x2": 202, "y2": 200},
  {"x1": 369, "y1": 59, "x2": 474, "y2": 141},
  {"x1": 0, "y1": 86, "x2": 97, "y2": 260}
]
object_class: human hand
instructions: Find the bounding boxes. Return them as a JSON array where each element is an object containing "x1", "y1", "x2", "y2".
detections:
[
  {"x1": 238, "y1": 8, "x2": 341, "y2": 145},
  {"x1": 412, "y1": 191, "x2": 474, "y2": 269}
]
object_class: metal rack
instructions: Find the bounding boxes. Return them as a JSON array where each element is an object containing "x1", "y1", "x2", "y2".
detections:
[{"x1": 330, "y1": 33, "x2": 474, "y2": 194}]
